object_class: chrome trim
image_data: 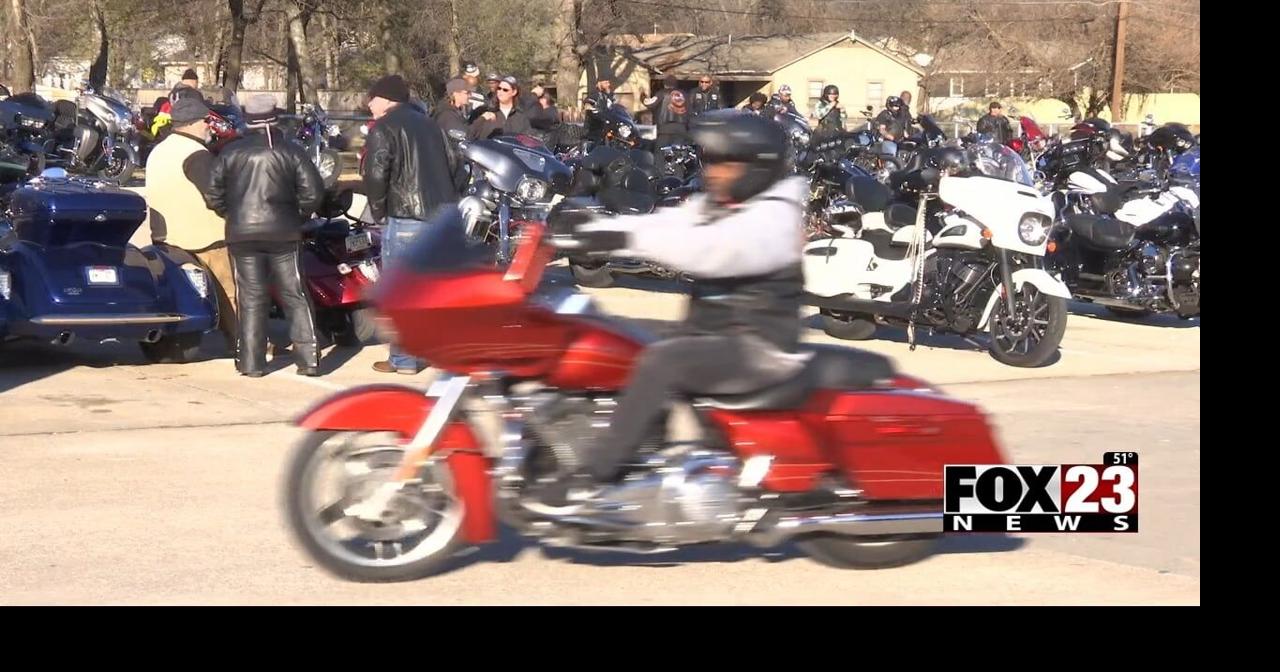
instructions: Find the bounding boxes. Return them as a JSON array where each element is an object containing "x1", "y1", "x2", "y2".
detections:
[
  {"x1": 31, "y1": 314, "x2": 185, "y2": 326},
  {"x1": 744, "y1": 507, "x2": 943, "y2": 547}
]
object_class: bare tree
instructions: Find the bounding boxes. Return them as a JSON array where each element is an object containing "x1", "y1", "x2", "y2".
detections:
[
  {"x1": 224, "y1": 0, "x2": 267, "y2": 90},
  {"x1": 6, "y1": 0, "x2": 35, "y2": 92},
  {"x1": 285, "y1": 0, "x2": 321, "y2": 107}
]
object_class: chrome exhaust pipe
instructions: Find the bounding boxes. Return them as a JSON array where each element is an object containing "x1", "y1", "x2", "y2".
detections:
[
  {"x1": 744, "y1": 506, "x2": 942, "y2": 548},
  {"x1": 53, "y1": 331, "x2": 75, "y2": 346},
  {"x1": 143, "y1": 329, "x2": 163, "y2": 344}
]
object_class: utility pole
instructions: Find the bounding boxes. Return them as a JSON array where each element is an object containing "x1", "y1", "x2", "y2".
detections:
[{"x1": 1110, "y1": 0, "x2": 1130, "y2": 121}]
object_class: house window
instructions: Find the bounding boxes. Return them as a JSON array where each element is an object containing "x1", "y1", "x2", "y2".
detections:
[
  {"x1": 808, "y1": 80, "x2": 826, "y2": 112},
  {"x1": 866, "y1": 80, "x2": 884, "y2": 108},
  {"x1": 949, "y1": 77, "x2": 965, "y2": 98}
]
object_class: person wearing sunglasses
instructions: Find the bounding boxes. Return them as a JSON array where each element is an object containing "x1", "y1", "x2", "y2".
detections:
[
  {"x1": 470, "y1": 75, "x2": 533, "y2": 139},
  {"x1": 689, "y1": 74, "x2": 722, "y2": 116}
]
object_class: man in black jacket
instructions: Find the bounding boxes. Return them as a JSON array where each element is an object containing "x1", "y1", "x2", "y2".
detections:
[
  {"x1": 976, "y1": 100, "x2": 1014, "y2": 145},
  {"x1": 362, "y1": 74, "x2": 460, "y2": 374},
  {"x1": 205, "y1": 94, "x2": 326, "y2": 377},
  {"x1": 688, "y1": 74, "x2": 722, "y2": 115},
  {"x1": 434, "y1": 77, "x2": 473, "y2": 139}
]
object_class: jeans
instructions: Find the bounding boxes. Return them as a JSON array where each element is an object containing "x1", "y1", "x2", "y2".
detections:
[{"x1": 382, "y1": 217, "x2": 429, "y2": 371}]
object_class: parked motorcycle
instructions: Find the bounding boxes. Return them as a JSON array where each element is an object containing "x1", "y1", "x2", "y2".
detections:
[
  {"x1": 45, "y1": 88, "x2": 141, "y2": 183},
  {"x1": 282, "y1": 209, "x2": 1007, "y2": 582},
  {"x1": 274, "y1": 190, "x2": 383, "y2": 346},
  {"x1": 1046, "y1": 163, "x2": 1200, "y2": 319},
  {"x1": 456, "y1": 132, "x2": 574, "y2": 265},
  {"x1": 804, "y1": 143, "x2": 1071, "y2": 367},
  {"x1": 293, "y1": 103, "x2": 344, "y2": 190}
]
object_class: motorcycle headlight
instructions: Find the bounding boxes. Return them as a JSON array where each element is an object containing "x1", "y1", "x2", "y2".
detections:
[
  {"x1": 0, "y1": 270, "x2": 12, "y2": 300},
  {"x1": 1018, "y1": 213, "x2": 1052, "y2": 246},
  {"x1": 181, "y1": 263, "x2": 210, "y2": 299},
  {"x1": 18, "y1": 115, "x2": 46, "y2": 129},
  {"x1": 617, "y1": 125, "x2": 633, "y2": 139},
  {"x1": 792, "y1": 128, "x2": 811, "y2": 147},
  {"x1": 516, "y1": 176, "x2": 550, "y2": 203}
]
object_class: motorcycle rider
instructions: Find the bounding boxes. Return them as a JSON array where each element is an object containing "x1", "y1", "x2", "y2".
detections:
[
  {"x1": 205, "y1": 94, "x2": 326, "y2": 377},
  {"x1": 587, "y1": 78, "x2": 617, "y2": 110},
  {"x1": 653, "y1": 89, "x2": 691, "y2": 161},
  {"x1": 746, "y1": 92, "x2": 769, "y2": 115},
  {"x1": 546, "y1": 111, "x2": 809, "y2": 506},
  {"x1": 875, "y1": 95, "x2": 908, "y2": 155},
  {"x1": 434, "y1": 77, "x2": 474, "y2": 139},
  {"x1": 460, "y1": 62, "x2": 489, "y2": 119},
  {"x1": 896, "y1": 90, "x2": 916, "y2": 138},
  {"x1": 813, "y1": 84, "x2": 846, "y2": 133},
  {"x1": 643, "y1": 74, "x2": 680, "y2": 123},
  {"x1": 470, "y1": 75, "x2": 533, "y2": 138},
  {"x1": 976, "y1": 101, "x2": 1014, "y2": 145},
  {"x1": 689, "y1": 74, "x2": 722, "y2": 115},
  {"x1": 151, "y1": 68, "x2": 204, "y2": 138},
  {"x1": 771, "y1": 84, "x2": 799, "y2": 116},
  {"x1": 363, "y1": 75, "x2": 461, "y2": 374}
]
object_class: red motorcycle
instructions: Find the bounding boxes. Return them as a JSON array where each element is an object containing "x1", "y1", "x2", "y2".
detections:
[
  {"x1": 283, "y1": 209, "x2": 1007, "y2": 582},
  {"x1": 272, "y1": 190, "x2": 382, "y2": 346}
]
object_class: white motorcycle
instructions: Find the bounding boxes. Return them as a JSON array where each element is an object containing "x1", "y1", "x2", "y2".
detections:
[{"x1": 804, "y1": 143, "x2": 1071, "y2": 367}]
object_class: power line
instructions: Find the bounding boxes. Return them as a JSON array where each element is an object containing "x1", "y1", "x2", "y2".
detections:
[{"x1": 627, "y1": 0, "x2": 1117, "y2": 23}]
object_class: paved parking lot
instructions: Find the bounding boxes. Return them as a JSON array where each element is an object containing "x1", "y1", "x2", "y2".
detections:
[{"x1": 0, "y1": 268, "x2": 1199, "y2": 604}]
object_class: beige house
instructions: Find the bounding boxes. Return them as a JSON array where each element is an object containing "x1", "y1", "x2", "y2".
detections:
[{"x1": 578, "y1": 31, "x2": 924, "y2": 125}]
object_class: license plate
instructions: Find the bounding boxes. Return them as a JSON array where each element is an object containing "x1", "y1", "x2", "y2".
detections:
[
  {"x1": 345, "y1": 231, "x2": 372, "y2": 253},
  {"x1": 86, "y1": 266, "x2": 118, "y2": 284}
]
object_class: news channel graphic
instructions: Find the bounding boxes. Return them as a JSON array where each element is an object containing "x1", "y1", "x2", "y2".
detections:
[{"x1": 944, "y1": 452, "x2": 1138, "y2": 533}]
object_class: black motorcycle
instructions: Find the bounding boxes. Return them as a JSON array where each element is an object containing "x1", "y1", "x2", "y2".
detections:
[{"x1": 1047, "y1": 177, "x2": 1200, "y2": 320}]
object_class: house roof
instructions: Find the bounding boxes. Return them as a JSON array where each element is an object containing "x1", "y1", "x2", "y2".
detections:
[{"x1": 619, "y1": 31, "x2": 924, "y2": 80}]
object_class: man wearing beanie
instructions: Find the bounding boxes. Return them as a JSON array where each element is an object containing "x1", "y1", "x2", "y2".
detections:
[
  {"x1": 205, "y1": 94, "x2": 326, "y2": 377},
  {"x1": 153, "y1": 68, "x2": 205, "y2": 140},
  {"x1": 147, "y1": 96, "x2": 240, "y2": 352},
  {"x1": 362, "y1": 74, "x2": 458, "y2": 375}
]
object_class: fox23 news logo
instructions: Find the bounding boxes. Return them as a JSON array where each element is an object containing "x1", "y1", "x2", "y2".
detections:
[{"x1": 944, "y1": 452, "x2": 1138, "y2": 533}]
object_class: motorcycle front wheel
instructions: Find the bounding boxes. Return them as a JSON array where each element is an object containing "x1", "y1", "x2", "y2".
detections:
[
  {"x1": 97, "y1": 146, "x2": 135, "y2": 183},
  {"x1": 987, "y1": 284, "x2": 1067, "y2": 367},
  {"x1": 285, "y1": 430, "x2": 465, "y2": 582}
]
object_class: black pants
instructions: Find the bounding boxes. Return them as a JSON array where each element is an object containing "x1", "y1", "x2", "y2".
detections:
[
  {"x1": 230, "y1": 241, "x2": 318, "y2": 373},
  {"x1": 585, "y1": 334, "x2": 805, "y2": 481}
]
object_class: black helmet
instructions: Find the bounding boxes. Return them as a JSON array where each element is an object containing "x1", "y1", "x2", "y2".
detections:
[
  {"x1": 822, "y1": 84, "x2": 840, "y2": 99},
  {"x1": 931, "y1": 147, "x2": 968, "y2": 174},
  {"x1": 691, "y1": 110, "x2": 790, "y2": 202},
  {"x1": 1147, "y1": 122, "x2": 1196, "y2": 154},
  {"x1": 886, "y1": 95, "x2": 903, "y2": 110}
]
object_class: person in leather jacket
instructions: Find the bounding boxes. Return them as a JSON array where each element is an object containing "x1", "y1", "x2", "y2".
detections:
[
  {"x1": 976, "y1": 101, "x2": 1014, "y2": 145},
  {"x1": 205, "y1": 94, "x2": 325, "y2": 377},
  {"x1": 541, "y1": 111, "x2": 809, "y2": 509},
  {"x1": 689, "y1": 75, "x2": 722, "y2": 115},
  {"x1": 469, "y1": 76, "x2": 534, "y2": 139},
  {"x1": 362, "y1": 74, "x2": 461, "y2": 374}
]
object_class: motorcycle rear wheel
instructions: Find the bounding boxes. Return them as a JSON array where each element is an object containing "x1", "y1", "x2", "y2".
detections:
[{"x1": 797, "y1": 534, "x2": 939, "y2": 569}]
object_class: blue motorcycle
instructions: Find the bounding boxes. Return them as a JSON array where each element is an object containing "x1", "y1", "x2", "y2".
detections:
[{"x1": 1, "y1": 170, "x2": 218, "y2": 362}]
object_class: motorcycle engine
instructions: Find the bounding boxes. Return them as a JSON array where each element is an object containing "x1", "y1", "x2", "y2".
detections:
[{"x1": 590, "y1": 451, "x2": 743, "y2": 545}]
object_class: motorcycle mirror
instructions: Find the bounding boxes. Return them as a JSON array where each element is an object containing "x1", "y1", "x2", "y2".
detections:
[{"x1": 319, "y1": 189, "x2": 356, "y2": 219}]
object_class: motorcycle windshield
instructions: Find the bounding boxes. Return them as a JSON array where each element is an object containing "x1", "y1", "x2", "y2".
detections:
[
  {"x1": 968, "y1": 143, "x2": 1034, "y2": 186},
  {"x1": 400, "y1": 208, "x2": 494, "y2": 275}
]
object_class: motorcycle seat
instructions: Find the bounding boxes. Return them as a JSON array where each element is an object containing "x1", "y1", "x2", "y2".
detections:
[
  {"x1": 699, "y1": 344, "x2": 897, "y2": 411},
  {"x1": 860, "y1": 229, "x2": 912, "y2": 261},
  {"x1": 885, "y1": 202, "x2": 918, "y2": 229},
  {"x1": 1067, "y1": 213, "x2": 1134, "y2": 250}
]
